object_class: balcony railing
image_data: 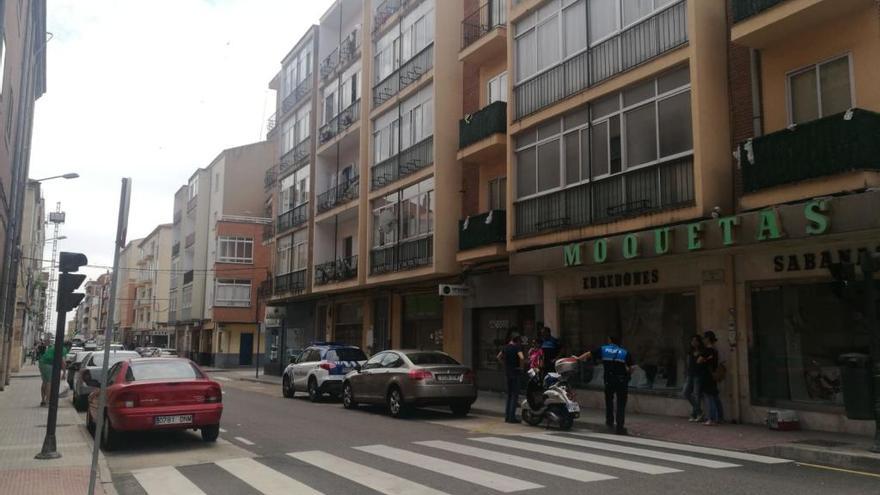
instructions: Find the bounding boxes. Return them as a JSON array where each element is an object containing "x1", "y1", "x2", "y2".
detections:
[
  {"x1": 317, "y1": 175, "x2": 359, "y2": 213},
  {"x1": 282, "y1": 76, "x2": 313, "y2": 114},
  {"x1": 513, "y1": 0, "x2": 687, "y2": 120},
  {"x1": 373, "y1": 0, "x2": 403, "y2": 35},
  {"x1": 264, "y1": 168, "x2": 277, "y2": 192},
  {"x1": 370, "y1": 235, "x2": 433, "y2": 275},
  {"x1": 183, "y1": 270, "x2": 194, "y2": 285},
  {"x1": 515, "y1": 156, "x2": 694, "y2": 237},
  {"x1": 462, "y1": 0, "x2": 506, "y2": 50},
  {"x1": 184, "y1": 233, "x2": 195, "y2": 248},
  {"x1": 314, "y1": 255, "x2": 358, "y2": 285},
  {"x1": 459, "y1": 210, "x2": 506, "y2": 251},
  {"x1": 274, "y1": 269, "x2": 307, "y2": 295},
  {"x1": 460, "y1": 101, "x2": 507, "y2": 149},
  {"x1": 739, "y1": 109, "x2": 880, "y2": 193},
  {"x1": 277, "y1": 203, "x2": 309, "y2": 234},
  {"x1": 732, "y1": 0, "x2": 787, "y2": 22},
  {"x1": 171, "y1": 243, "x2": 180, "y2": 258},
  {"x1": 320, "y1": 47, "x2": 339, "y2": 80},
  {"x1": 267, "y1": 113, "x2": 276, "y2": 134},
  {"x1": 373, "y1": 43, "x2": 433, "y2": 107},
  {"x1": 319, "y1": 99, "x2": 361, "y2": 145},
  {"x1": 280, "y1": 138, "x2": 310, "y2": 176},
  {"x1": 371, "y1": 136, "x2": 433, "y2": 190}
]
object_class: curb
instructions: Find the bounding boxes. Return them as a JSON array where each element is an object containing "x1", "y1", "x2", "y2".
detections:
[
  {"x1": 238, "y1": 376, "x2": 282, "y2": 386},
  {"x1": 76, "y1": 423, "x2": 118, "y2": 495}
]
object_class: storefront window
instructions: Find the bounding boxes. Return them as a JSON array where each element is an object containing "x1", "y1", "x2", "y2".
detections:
[
  {"x1": 474, "y1": 307, "x2": 537, "y2": 371},
  {"x1": 402, "y1": 294, "x2": 443, "y2": 350},
  {"x1": 560, "y1": 292, "x2": 696, "y2": 392},
  {"x1": 335, "y1": 302, "x2": 364, "y2": 347},
  {"x1": 749, "y1": 283, "x2": 871, "y2": 406}
]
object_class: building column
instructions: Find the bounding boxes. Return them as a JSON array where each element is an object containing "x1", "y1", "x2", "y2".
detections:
[{"x1": 442, "y1": 296, "x2": 463, "y2": 362}]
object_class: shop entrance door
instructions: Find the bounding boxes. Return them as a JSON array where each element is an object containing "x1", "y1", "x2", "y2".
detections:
[
  {"x1": 239, "y1": 333, "x2": 254, "y2": 366},
  {"x1": 373, "y1": 297, "x2": 390, "y2": 353}
]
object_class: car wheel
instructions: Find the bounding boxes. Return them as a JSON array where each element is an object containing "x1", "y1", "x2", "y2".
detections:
[
  {"x1": 73, "y1": 394, "x2": 87, "y2": 412},
  {"x1": 307, "y1": 378, "x2": 320, "y2": 402},
  {"x1": 282, "y1": 375, "x2": 294, "y2": 398},
  {"x1": 387, "y1": 387, "x2": 407, "y2": 418},
  {"x1": 100, "y1": 414, "x2": 119, "y2": 451},
  {"x1": 201, "y1": 424, "x2": 220, "y2": 442},
  {"x1": 86, "y1": 410, "x2": 96, "y2": 436},
  {"x1": 342, "y1": 382, "x2": 357, "y2": 410},
  {"x1": 450, "y1": 402, "x2": 471, "y2": 416}
]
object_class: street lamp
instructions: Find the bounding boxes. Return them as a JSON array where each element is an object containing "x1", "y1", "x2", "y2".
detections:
[{"x1": 32, "y1": 173, "x2": 79, "y2": 182}]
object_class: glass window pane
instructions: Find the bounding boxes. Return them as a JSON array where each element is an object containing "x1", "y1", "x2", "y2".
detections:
[
  {"x1": 563, "y1": 1, "x2": 587, "y2": 57},
  {"x1": 609, "y1": 115, "x2": 622, "y2": 174},
  {"x1": 537, "y1": 18, "x2": 560, "y2": 71},
  {"x1": 565, "y1": 133, "x2": 580, "y2": 185},
  {"x1": 658, "y1": 65, "x2": 690, "y2": 93},
  {"x1": 591, "y1": 93, "x2": 619, "y2": 120},
  {"x1": 658, "y1": 91, "x2": 693, "y2": 157},
  {"x1": 537, "y1": 140, "x2": 561, "y2": 192},
  {"x1": 591, "y1": 122, "x2": 609, "y2": 177},
  {"x1": 790, "y1": 69, "x2": 819, "y2": 124},
  {"x1": 516, "y1": 30, "x2": 537, "y2": 81},
  {"x1": 820, "y1": 56, "x2": 852, "y2": 117},
  {"x1": 625, "y1": 103, "x2": 657, "y2": 167},
  {"x1": 623, "y1": 80, "x2": 655, "y2": 107},
  {"x1": 516, "y1": 149, "x2": 537, "y2": 197},
  {"x1": 622, "y1": 0, "x2": 652, "y2": 26},
  {"x1": 537, "y1": 120, "x2": 561, "y2": 140},
  {"x1": 580, "y1": 129, "x2": 590, "y2": 180},
  {"x1": 516, "y1": 130, "x2": 537, "y2": 148},
  {"x1": 564, "y1": 107, "x2": 589, "y2": 129},
  {"x1": 589, "y1": 0, "x2": 617, "y2": 44}
]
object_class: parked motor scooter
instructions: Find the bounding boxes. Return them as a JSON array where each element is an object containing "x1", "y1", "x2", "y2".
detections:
[{"x1": 520, "y1": 357, "x2": 580, "y2": 430}]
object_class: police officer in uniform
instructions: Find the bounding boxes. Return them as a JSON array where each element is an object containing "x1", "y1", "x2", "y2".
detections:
[{"x1": 575, "y1": 336, "x2": 634, "y2": 435}]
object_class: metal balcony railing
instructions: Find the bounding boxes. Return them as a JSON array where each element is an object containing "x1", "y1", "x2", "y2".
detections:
[
  {"x1": 314, "y1": 255, "x2": 358, "y2": 285},
  {"x1": 459, "y1": 210, "x2": 506, "y2": 251},
  {"x1": 372, "y1": 43, "x2": 433, "y2": 107},
  {"x1": 184, "y1": 233, "x2": 195, "y2": 248},
  {"x1": 371, "y1": 136, "x2": 433, "y2": 190},
  {"x1": 264, "y1": 168, "x2": 277, "y2": 192},
  {"x1": 277, "y1": 203, "x2": 309, "y2": 234},
  {"x1": 267, "y1": 113, "x2": 276, "y2": 134},
  {"x1": 370, "y1": 235, "x2": 433, "y2": 275},
  {"x1": 732, "y1": 0, "x2": 787, "y2": 22},
  {"x1": 319, "y1": 99, "x2": 361, "y2": 145},
  {"x1": 460, "y1": 101, "x2": 507, "y2": 149},
  {"x1": 274, "y1": 269, "x2": 307, "y2": 294},
  {"x1": 171, "y1": 243, "x2": 180, "y2": 258},
  {"x1": 183, "y1": 270, "x2": 194, "y2": 285},
  {"x1": 462, "y1": 0, "x2": 506, "y2": 50},
  {"x1": 372, "y1": 0, "x2": 403, "y2": 36},
  {"x1": 514, "y1": 0, "x2": 687, "y2": 120},
  {"x1": 515, "y1": 156, "x2": 694, "y2": 237},
  {"x1": 320, "y1": 47, "x2": 339, "y2": 80},
  {"x1": 317, "y1": 175, "x2": 359, "y2": 213},
  {"x1": 280, "y1": 138, "x2": 310, "y2": 176},
  {"x1": 739, "y1": 109, "x2": 880, "y2": 193},
  {"x1": 282, "y1": 76, "x2": 313, "y2": 114}
]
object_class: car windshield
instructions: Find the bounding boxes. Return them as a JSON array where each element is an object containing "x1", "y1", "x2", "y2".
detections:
[
  {"x1": 129, "y1": 361, "x2": 201, "y2": 381},
  {"x1": 325, "y1": 348, "x2": 367, "y2": 362},
  {"x1": 405, "y1": 352, "x2": 460, "y2": 366},
  {"x1": 90, "y1": 352, "x2": 139, "y2": 366}
]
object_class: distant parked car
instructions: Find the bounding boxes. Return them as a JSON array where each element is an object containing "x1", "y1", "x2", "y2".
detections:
[
  {"x1": 109, "y1": 344, "x2": 125, "y2": 351},
  {"x1": 67, "y1": 351, "x2": 93, "y2": 390},
  {"x1": 157, "y1": 348, "x2": 178, "y2": 358},
  {"x1": 282, "y1": 342, "x2": 367, "y2": 401},
  {"x1": 73, "y1": 351, "x2": 140, "y2": 411},
  {"x1": 85, "y1": 358, "x2": 222, "y2": 450},
  {"x1": 342, "y1": 349, "x2": 477, "y2": 418}
]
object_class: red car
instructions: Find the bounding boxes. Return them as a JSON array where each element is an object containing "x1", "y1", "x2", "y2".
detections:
[{"x1": 84, "y1": 357, "x2": 222, "y2": 450}]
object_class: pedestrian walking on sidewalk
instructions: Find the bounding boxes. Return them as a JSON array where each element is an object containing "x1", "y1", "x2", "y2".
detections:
[
  {"x1": 701, "y1": 331, "x2": 724, "y2": 425},
  {"x1": 497, "y1": 332, "x2": 525, "y2": 423},
  {"x1": 37, "y1": 341, "x2": 69, "y2": 406},
  {"x1": 575, "y1": 336, "x2": 634, "y2": 435},
  {"x1": 683, "y1": 335, "x2": 707, "y2": 422}
]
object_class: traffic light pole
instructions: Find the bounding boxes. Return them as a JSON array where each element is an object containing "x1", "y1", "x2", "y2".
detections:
[{"x1": 33, "y1": 302, "x2": 70, "y2": 459}]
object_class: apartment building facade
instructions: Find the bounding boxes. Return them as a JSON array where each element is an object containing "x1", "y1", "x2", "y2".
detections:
[
  {"x1": 9, "y1": 180, "x2": 44, "y2": 371},
  {"x1": 130, "y1": 225, "x2": 173, "y2": 348},
  {"x1": 114, "y1": 239, "x2": 143, "y2": 346}
]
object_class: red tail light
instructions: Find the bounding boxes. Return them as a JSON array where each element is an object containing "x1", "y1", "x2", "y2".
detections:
[
  {"x1": 408, "y1": 368, "x2": 433, "y2": 380},
  {"x1": 462, "y1": 369, "x2": 475, "y2": 383},
  {"x1": 206, "y1": 386, "x2": 222, "y2": 403},
  {"x1": 114, "y1": 391, "x2": 138, "y2": 408},
  {"x1": 319, "y1": 362, "x2": 333, "y2": 371}
]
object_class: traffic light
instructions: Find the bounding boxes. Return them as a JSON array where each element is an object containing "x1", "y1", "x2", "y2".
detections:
[
  {"x1": 56, "y1": 252, "x2": 88, "y2": 313},
  {"x1": 58, "y1": 251, "x2": 87, "y2": 273}
]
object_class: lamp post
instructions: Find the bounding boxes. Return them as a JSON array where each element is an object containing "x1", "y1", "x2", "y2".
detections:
[{"x1": 32, "y1": 173, "x2": 79, "y2": 181}]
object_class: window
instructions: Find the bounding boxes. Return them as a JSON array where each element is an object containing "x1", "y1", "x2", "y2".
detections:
[
  {"x1": 283, "y1": 44, "x2": 313, "y2": 96},
  {"x1": 182, "y1": 285, "x2": 193, "y2": 309},
  {"x1": 788, "y1": 54, "x2": 852, "y2": 125},
  {"x1": 323, "y1": 87, "x2": 337, "y2": 124},
  {"x1": 372, "y1": 177, "x2": 434, "y2": 248},
  {"x1": 343, "y1": 236, "x2": 353, "y2": 258},
  {"x1": 217, "y1": 236, "x2": 253, "y2": 264},
  {"x1": 372, "y1": 1, "x2": 433, "y2": 84},
  {"x1": 168, "y1": 289, "x2": 177, "y2": 313},
  {"x1": 373, "y1": 108, "x2": 400, "y2": 164},
  {"x1": 187, "y1": 176, "x2": 198, "y2": 200},
  {"x1": 215, "y1": 279, "x2": 251, "y2": 307},
  {"x1": 399, "y1": 86, "x2": 433, "y2": 150},
  {"x1": 488, "y1": 177, "x2": 507, "y2": 210},
  {"x1": 487, "y1": 72, "x2": 508, "y2": 104},
  {"x1": 281, "y1": 117, "x2": 296, "y2": 154},
  {"x1": 280, "y1": 166, "x2": 310, "y2": 212},
  {"x1": 278, "y1": 230, "x2": 309, "y2": 275},
  {"x1": 295, "y1": 105, "x2": 310, "y2": 143},
  {"x1": 340, "y1": 66, "x2": 361, "y2": 110}
]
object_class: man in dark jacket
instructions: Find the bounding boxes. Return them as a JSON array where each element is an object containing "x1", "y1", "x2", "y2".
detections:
[
  {"x1": 497, "y1": 332, "x2": 524, "y2": 423},
  {"x1": 576, "y1": 336, "x2": 633, "y2": 435}
]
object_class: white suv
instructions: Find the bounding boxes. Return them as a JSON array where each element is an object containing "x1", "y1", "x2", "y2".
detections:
[{"x1": 282, "y1": 343, "x2": 367, "y2": 401}]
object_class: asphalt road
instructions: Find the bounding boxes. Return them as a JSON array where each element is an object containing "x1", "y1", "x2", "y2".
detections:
[{"x1": 97, "y1": 376, "x2": 880, "y2": 495}]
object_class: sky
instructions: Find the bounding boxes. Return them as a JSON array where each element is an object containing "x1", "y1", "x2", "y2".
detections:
[{"x1": 30, "y1": 0, "x2": 334, "y2": 287}]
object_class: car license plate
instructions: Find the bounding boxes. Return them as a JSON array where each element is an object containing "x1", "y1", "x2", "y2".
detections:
[
  {"x1": 566, "y1": 402, "x2": 580, "y2": 413},
  {"x1": 436, "y1": 374, "x2": 460, "y2": 382},
  {"x1": 154, "y1": 415, "x2": 193, "y2": 425}
]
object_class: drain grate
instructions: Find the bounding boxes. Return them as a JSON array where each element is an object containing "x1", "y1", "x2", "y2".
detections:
[{"x1": 791, "y1": 439, "x2": 850, "y2": 448}]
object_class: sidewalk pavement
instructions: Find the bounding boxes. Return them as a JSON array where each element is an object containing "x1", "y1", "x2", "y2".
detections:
[
  {"x1": 0, "y1": 364, "x2": 112, "y2": 495},
  {"x1": 208, "y1": 367, "x2": 880, "y2": 473}
]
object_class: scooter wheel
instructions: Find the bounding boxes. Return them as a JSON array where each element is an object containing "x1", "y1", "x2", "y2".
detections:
[{"x1": 522, "y1": 409, "x2": 543, "y2": 426}]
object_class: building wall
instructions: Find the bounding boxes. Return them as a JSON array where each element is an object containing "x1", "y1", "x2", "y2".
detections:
[{"x1": 10, "y1": 181, "x2": 43, "y2": 370}]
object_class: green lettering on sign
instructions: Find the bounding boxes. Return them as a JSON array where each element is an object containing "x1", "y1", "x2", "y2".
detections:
[
  {"x1": 563, "y1": 243, "x2": 582, "y2": 266},
  {"x1": 654, "y1": 227, "x2": 672, "y2": 255},
  {"x1": 804, "y1": 199, "x2": 830, "y2": 235},
  {"x1": 718, "y1": 216, "x2": 741, "y2": 246},
  {"x1": 687, "y1": 222, "x2": 703, "y2": 250},
  {"x1": 593, "y1": 238, "x2": 608, "y2": 263},
  {"x1": 622, "y1": 234, "x2": 639, "y2": 259},
  {"x1": 757, "y1": 209, "x2": 783, "y2": 241}
]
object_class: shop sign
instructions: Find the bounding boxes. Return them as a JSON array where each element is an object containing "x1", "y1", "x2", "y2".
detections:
[
  {"x1": 583, "y1": 269, "x2": 659, "y2": 290},
  {"x1": 773, "y1": 245, "x2": 880, "y2": 272}
]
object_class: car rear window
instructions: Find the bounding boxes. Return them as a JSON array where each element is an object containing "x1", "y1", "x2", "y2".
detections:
[
  {"x1": 91, "y1": 352, "x2": 139, "y2": 366},
  {"x1": 325, "y1": 348, "x2": 367, "y2": 362},
  {"x1": 129, "y1": 361, "x2": 202, "y2": 381},
  {"x1": 405, "y1": 352, "x2": 460, "y2": 365}
]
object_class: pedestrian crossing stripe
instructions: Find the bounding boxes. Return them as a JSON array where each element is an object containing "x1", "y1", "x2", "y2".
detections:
[
  {"x1": 132, "y1": 466, "x2": 206, "y2": 495},
  {"x1": 216, "y1": 457, "x2": 323, "y2": 495},
  {"x1": 576, "y1": 432, "x2": 791, "y2": 464}
]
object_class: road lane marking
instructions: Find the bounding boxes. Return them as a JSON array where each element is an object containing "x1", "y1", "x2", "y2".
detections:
[
  {"x1": 417, "y1": 440, "x2": 616, "y2": 483},
  {"x1": 290, "y1": 450, "x2": 451, "y2": 495},
  {"x1": 577, "y1": 432, "x2": 791, "y2": 464},
  {"x1": 215, "y1": 457, "x2": 323, "y2": 495},
  {"x1": 133, "y1": 466, "x2": 206, "y2": 495},
  {"x1": 219, "y1": 428, "x2": 227, "y2": 433},
  {"x1": 233, "y1": 436, "x2": 254, "y2": 445},
  {"x1": 797, "y1": 462, "x2": 880, "y2": 479},
  {"x1": 354, "y1": 444, "x2": 543, "y2": 492},
  {"x1": 472, "y1": 437, "x2": 680, "y2": 475},
  {"x1": 213, "y1": 376, "x2": 231, "y2": 381},
  {"x1": 518, "y1": 433, "x2": 740, "y2": 469}
]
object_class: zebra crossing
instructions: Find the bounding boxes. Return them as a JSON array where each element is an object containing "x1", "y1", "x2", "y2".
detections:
[{"x1": 123, "y1": 432, "x2": 790, "y2": 494}]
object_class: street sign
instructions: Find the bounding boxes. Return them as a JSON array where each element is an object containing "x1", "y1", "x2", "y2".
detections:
[{"x1": 438, "y1": 284, "x2": 471, "y2": 297}]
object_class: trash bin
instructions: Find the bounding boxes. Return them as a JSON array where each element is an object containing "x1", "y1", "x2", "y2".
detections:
[{"x1": 838, "y1": 353, "x2": 875, "y2": 420}]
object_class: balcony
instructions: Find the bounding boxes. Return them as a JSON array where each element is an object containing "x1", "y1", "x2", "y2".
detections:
[
  {"x1": 461, "y1": 1, "x2": 507, "y2": 66},
  {"x1": 183, "y1": 270, "x2": 194, "y2": 285},
  {"x1": 317, "y1": 175, "x2": 359, "y2": 213},
  {"x1": 264, "y1": 168, "x2": 277, "y2": 192},
  {"x1": 267, "y1": 113, "x2": 276, "y2": 135},
  {"x1": 730, "y1": 0, "x2": 867, "y2": 48},
  {"x1": 320, "y1": 47, "x2": 339, "y2": 81},
  {"x1": 739, "y1": 109, "x2": 880, "y2": 194},
  {"x1": 320, "y1": 29, "x2": 361, "y2": 83},
  {"x1": 277, "y1": 203, "x2": 309, "y2": 234},
  {"x1": 274, "y1": 269, "x2": 307, "y2": 295},
  {"x1": 282, "y1": 77, "x2": 313, "y2": 115},
  {"x1": 370, "y1": 235, "x2": 433, "y2": 275},
  {"x1": 732, "y1": 0, "x2": 787, "y2": 22},
  {"x1": 513, "y1": 0, "x2": 687, "y2": 120},
  {"x1": 171, "y1": 243, "x2": 180, "y2": 258},
  {"x1": 515, "y1": 156, "x2": 694, "y2": 237},
  {"x1": 187, "y1": 195, "x2": 197, "y2": 212},
  {"x1": 459, "y1": 210, "x2": 506, "y2": 251},
  {"x1": 280, "y1": 138, "x2": 310, "y2": 177},
  {"x1": 371, "y1": 136, "x2": 433, "y2": 190},
  {"x1": 184, "y1": 233, "x2": 195, "y2": 248},
  {"x1": 458, "y1": 101, "x2": 507, "y2": 163},
  {"x1": 372, "y1": 43, "x2": 433, "y2": 108},
  {"x1": 314, "y1": 256, "x2": 358, "y2": 286},
  {"x1": 319, "y1": 99, "x2": 360, "y2": 145},
  {"x1": 372, "y1": 0, "x2": 405, "y2": 36}
]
